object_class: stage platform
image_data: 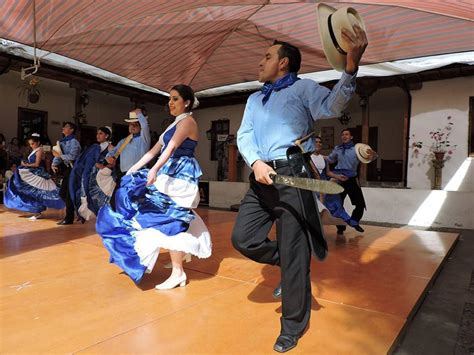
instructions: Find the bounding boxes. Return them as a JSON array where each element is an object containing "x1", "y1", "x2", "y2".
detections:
[{"x1": 0, "y1": 206, "x2": 458, "y2": 354}]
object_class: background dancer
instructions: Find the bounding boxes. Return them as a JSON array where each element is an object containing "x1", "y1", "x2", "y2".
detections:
[
  {"x1": 4, "y1": 133, "x2": 64, "y2": 220},
  {"x1": 69, "y1": 126, "x2": 115, "y2": 222},
  {"x1": 51, "y1": 122, "x2": 81, "y2": 225}
]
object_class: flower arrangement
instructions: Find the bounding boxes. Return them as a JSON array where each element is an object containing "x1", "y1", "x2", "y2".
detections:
[
  {"x1": 17, "y1": 76, "x2": 41, "y2": 104},
  {"x1": 411, "y1": 116, "x2": 457, "y2": 159}
]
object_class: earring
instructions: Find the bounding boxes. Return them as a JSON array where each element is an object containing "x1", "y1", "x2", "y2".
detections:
[{"x1": 185, "y1": 104, "x2": 188, "y2": 107}]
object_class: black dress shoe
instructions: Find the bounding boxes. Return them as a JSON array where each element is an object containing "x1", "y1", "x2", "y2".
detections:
[
  {"x1": 273, "y1": 283, "x2": 282, "y2": 299},
  {"x1": 57, "y1": 219, "x2": 73, "y2": 225},
  {"x1": 273, "y1": 335, "x2": 299, "y2": 353},
  {"x1": 353, "y1": 224, "x2": 364, "y2": 232}
]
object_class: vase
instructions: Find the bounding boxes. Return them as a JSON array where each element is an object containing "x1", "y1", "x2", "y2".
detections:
[{"x1": 434, "y1": 151, "x2": 446, "y2": 161}]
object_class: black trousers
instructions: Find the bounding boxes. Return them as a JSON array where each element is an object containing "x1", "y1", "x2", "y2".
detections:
[
  {"x1": 337, "y1": 176, "x2": 366, "y2": 233},
  {"x1": 110, "y1": 169, "x2": 125, "y2": 210},
  {"x1": 59, "y1": 166, "x2": 74, "y2": 222},
  {"x1": 231, "y1": 165, "x2": 312, "y2": 337}
]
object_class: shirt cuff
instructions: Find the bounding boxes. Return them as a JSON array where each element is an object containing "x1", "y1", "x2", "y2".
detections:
[{"x1": 341, "y1": 70, "x2": 357, "y2": 84}]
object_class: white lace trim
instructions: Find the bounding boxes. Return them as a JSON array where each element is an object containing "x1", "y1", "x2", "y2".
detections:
[
  {"x1": 18, "y1": 169, "x2": 57, "y2": 191},
  {"x1": 132, "y1": 211, "x2": 211, "y2": 273},
  {"x1": 96, "y1": 168, "x2": 116, "y2": 197},
  {"x1": 78, "y1": 196, "x2": 94, "y2": 221}
]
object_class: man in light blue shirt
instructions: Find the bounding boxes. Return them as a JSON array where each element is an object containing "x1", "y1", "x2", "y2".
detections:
[
  {"x1": 106, "y1": 108, "x2": 150, "y2": 208},
  {"x1": 327, "y1": 128, "x2": 375, "y2": 236},
  {"x1": 232, "y1": 26, "x2": 367, "y2": 352},
  {"x1": 51, "y1": 122, "x2": 81, "y2": 225},
  {"x1": 106, "y1": 109, "x2": 151, "y2": 173}
]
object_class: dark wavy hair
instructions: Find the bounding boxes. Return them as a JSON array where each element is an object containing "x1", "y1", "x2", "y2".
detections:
[
  {"x1": 98, "y1": 126, "x2": 112, "y2": 140},
  {"x1": 28, "y1": 134, "x2": 41, "y2": 144},
  {"x1": 171, "y1": 84, "x2": 195, "y2": 113}
]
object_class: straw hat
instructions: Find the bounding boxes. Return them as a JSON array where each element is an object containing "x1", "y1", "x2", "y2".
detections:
[
  {"x1": 124, "y1": 111, "x2": 139, "y2": 123},
  {"x1": 355, "y1": 143, "x2": 376, "y2": 164},
  {"x1": 317, "y1": 4, "x2": 366, "y2": 72}
]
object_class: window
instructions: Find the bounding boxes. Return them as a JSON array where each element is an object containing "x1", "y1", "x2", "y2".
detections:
[{"x1": 210, "y1": 119, "x2": 229, "y2": 161}]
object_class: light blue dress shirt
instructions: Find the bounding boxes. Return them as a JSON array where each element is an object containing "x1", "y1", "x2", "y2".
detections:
[
  {"x1": 107, "y1": 112, "x2": 151, "y2": 173},
  {"x1": 237, "y1": 72, "x2": 357, "y2": 167},
  {"x1": 326, "y1": 144, "x2": 359, "y2": 178},
  {"x1": 52, "y1": 137, "x2": 81, "y2": 167}
]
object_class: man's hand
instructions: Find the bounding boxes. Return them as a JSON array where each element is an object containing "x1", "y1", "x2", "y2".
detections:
[
  {"x1": 367, "y1": 148, "x2": 378, "y2": 161},
  {"x1": 342, "y1": 24, "x2": 368, "y2": 75},
  {"x1": 252, "y1": 160, "x2": 275, "y2": 185},
  {"x1": 51, "y1": 165, "x2": 58, "y2": 174},
  {"x1": 105, "y1": 156, "x2": 116, "y2": 165},
  {"x1": 95, "y1": 163, "x2": 105, "y2": 169},
  {"x1": 336, "y1": 174, "x2": 348, "y2": 182}
]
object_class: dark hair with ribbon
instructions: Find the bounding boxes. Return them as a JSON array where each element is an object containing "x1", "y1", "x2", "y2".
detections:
[
  {"x1": 28, "y1": 133, "x2": 41, "y2": 144},
  {"x1": 63, "y1": 121, "x2": 77, "y2": 134},
  {"x1": 273, "y1": 40, "x2": 301, "y2": 73},
  {"x1": 98, "y1": 126, "x2": 112, "y2": 140},
  {"x1": 314, "y1": 135, "x2": 322, "y2": 141},
  {"x1": 171, "y1": 84, "x2": 195, "y2": 113}
]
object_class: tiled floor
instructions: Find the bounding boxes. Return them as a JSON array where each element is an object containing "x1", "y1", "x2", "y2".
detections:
[{"x1": 0, "y1": 207, "x2": 458, "y2": 354}]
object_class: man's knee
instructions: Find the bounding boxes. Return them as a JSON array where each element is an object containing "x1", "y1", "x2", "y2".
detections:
[{"x1": 231, "y1": 228, "x2": 247, "y2": 253}]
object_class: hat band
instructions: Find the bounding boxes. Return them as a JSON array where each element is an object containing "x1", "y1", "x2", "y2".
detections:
[{"x1": 328, "y1": 14, "x2": 347, "y2": 56}]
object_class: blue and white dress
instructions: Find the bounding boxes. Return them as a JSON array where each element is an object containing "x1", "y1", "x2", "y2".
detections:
[
  {"x1": 96, "y1": 113, "x2": 212, "y2": 283},
  {"x1": 4, "y1": 147, "x2": 65, "y2": 213},
  {"x1": 69, "y1": 142, "x2": 116, "y2": 221}
]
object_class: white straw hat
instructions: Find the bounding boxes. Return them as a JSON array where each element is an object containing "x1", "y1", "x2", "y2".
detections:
[{"x1": 317, "y1": 4, "x2": 366, "y2": 72}]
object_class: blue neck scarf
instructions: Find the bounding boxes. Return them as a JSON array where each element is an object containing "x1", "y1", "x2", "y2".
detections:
[
  {"x1": 60, "y1": 134, "x2": 76, "y2": 142},
  {"x1": 341, "y1": 141, "x2": 355, "y2": 155},
  {"x1": 261, "y1": 72, "x2": 300, "y2": 105}
]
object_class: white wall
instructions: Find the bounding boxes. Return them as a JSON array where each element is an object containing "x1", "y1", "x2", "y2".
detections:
[
  {"x1": 314, "y1": 86, "x2": 406, "y2": 170},
  {"x1": 408, "y1": 76, "x2": 474, "y2": 191},
  {"x1": 0, "y1": 70, "x2": 168, "y2": 144},
  {"x1": 0, "y1": 71, "x2": 75, "y2": 143}
]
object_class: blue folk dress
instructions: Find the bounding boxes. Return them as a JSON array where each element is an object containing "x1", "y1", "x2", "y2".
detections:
[
  {"x1": 4, "y1": 147, "x2": 65, "y2": 213},
  {"x1": 310, "y1": 153, "x2": 359, "y2": 227},
  {"x1": 69, "y1": 142, "x2": 116, "y2": 221},
  {"x1": 96, "y1": 113, "x2": 211, "y2": 283}
]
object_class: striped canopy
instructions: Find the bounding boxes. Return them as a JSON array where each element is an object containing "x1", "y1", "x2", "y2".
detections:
[{"x1": 1, "y1": 1, "x2": 473, "y2": 92}]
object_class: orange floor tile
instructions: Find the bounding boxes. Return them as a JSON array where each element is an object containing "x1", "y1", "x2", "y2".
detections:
[{"x1": 0, "y1": 206, "x2": 458, "y2": 354}]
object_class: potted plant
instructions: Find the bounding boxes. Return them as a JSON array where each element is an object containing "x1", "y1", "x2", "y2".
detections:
[
  {"x1": 18, "y1": 77, "x2": 41, "y2": 104},
  {"x1": 411, "y1": 116, "x2": 457, "y2": 161}
]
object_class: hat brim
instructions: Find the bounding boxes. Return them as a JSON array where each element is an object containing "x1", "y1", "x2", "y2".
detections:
[
  {"x1": 355, "y1": 143, "x2": 373, "y2": 164},
  {"x1": 317, "y1": 4, "x2": 346, "y2": 72},
  {"x1": 317, "y1": 4, "x2": 366, "y2": 72},
  {"x1": 124, "y1": 118, "x2": 139, "y2": 123}
]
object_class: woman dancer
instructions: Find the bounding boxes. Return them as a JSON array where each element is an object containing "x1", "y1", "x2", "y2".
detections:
[
  {"x1": 4, "y1": 133, "x2": 64, "y2": 219},
  {"x1": 69, "y1": 126, "x2": 115, "y2": 222},
  {"x1": 97, "y1": 85, "x2": 211, "y2": 289}
]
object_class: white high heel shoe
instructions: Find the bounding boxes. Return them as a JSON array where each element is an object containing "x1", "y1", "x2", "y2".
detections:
[
  {"x1": 155, "y1": 272, "x2": 187, "y2": 290},
  {"x1": 163, "y1": 253, "x2": 192, "y2": 269}
]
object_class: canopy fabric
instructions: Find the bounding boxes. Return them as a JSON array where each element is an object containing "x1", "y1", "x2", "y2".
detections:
[{"x1": 1, "y1": 1, "x2": 473, "y2": 92}]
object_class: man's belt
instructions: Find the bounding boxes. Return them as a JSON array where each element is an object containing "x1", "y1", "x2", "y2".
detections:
[{"x1": 265, "y1": 159, "x2": 289, "y2": 169}]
